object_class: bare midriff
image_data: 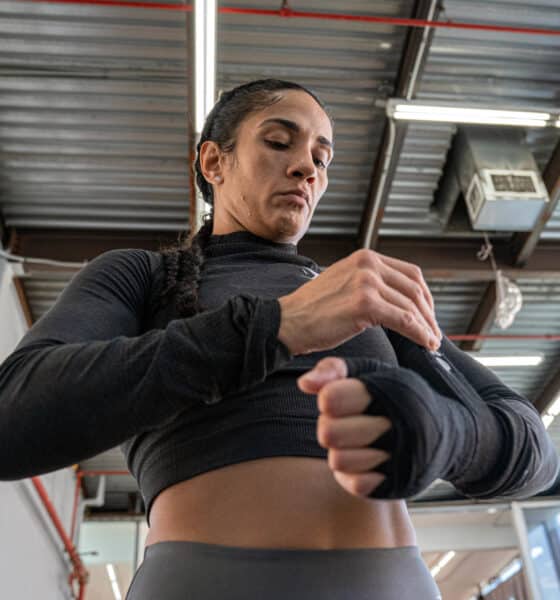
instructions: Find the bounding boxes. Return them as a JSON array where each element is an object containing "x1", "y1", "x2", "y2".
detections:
[{"x1": 144, "y1": 457, "x2": 417, "y2": 550}]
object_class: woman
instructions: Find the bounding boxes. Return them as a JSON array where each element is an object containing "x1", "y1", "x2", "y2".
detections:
[{"x1": 0, "y1": 79, "x2": 557, "y2": 600}]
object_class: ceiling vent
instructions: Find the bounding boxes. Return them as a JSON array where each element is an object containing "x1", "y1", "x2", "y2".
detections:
[{"x1": 435, "y1": 126, "x2": 549, "y2": 232}]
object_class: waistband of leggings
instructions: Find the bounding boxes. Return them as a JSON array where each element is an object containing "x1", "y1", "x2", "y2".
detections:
[{"x1": 144, "y1": 540, "x2": 421, "y2": 561}]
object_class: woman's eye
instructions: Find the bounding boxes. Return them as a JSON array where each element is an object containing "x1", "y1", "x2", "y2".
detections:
[
  {"x1": 265, "y1": 140, "x2": 328, "y2": 169},
  {"x1": 266, "y1": 140, "x2": 289, "y2": 149}
]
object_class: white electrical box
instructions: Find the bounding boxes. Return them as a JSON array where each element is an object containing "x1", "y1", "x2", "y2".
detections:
[{"x1": 465, "y1": 169, "x2": 549, "y2": 231}]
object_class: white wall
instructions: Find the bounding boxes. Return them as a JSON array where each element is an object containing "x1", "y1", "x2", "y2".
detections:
[
  {"x1": 77, "y1": 520, "x2": 149, "y2": 600},
  {"x1": 0, "y1": 247, "x2": 28, "y2": 357},
  {"x1": 0, "y1": 246, "x2": 81, "y2": 600}
]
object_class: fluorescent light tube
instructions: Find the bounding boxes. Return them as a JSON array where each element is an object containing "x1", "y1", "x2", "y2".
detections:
[
  {"x1": 195, "y1": 0, "x2": 217, "y2": 136},
  {"x1": 542, "y1": 414, "x2": 554, "y2": 429},
  {"x1": 470, "y1": 355, "x2": 543, "y2": 367},
  {"x1": 394, "y1": 113, "x2": 548, "y2": 127},
  {"x1": 106, "y1": 563, "x2": 122, "y2": 600},
  {"x1": 387, "y1": 100, "x2": 551, "y2": 127},
  {"x1": 546, "y1": 395, "x2": 560, "y2": 417},
  {"x1": 499, "y1": 559, "x2": 522, "y2": 581},
  {"x1": 194, "y1": 0, "x2": 217, "y2": 219},
  {"x1": 394, "y1": 105, "x2": 550, "y2": 120},
  {"x1": 430, "y1": 550, "x2": 456, "y2": 578}
]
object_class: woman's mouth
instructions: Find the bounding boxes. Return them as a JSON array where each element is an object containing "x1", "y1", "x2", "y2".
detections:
[{"x1": 278, "y1": 193, "x2": 307, "y2": 208}]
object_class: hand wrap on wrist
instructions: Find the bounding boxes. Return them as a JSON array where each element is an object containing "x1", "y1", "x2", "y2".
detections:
[{"x1": 344, "y1": 357, "x2": 471, "y2": 499}]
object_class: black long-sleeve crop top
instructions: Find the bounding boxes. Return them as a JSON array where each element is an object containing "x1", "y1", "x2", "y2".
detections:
[{"x1": 0, "y1": 229, "x2": 558, "y2": 526}]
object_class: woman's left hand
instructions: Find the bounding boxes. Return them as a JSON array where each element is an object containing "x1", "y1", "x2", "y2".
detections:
[{"x1": 297, "y1": 356, "x2": 392, "y2": 498}]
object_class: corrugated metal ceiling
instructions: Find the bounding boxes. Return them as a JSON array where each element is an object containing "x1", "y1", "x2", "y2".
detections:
[
  {"x1": 0, "y1": 0, "x2": 191, "y2": 231},
  {"x1": 380, "y1": 122, "x2": 457, "y2": 237},
  {"x1": 383, "y1": 0, "x2": 560, "y2": 239},
  {"x1": 419, "y1": 0, "x2": 560, "y2": 109},
  {"x1": 0, "y1": 0, "x2": 558, "y2": 238},
  {"x1": 218, "y1": 0, "x2": 415, "y2": 235}
]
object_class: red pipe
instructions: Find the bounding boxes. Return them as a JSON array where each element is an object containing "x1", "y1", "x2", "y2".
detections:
[
  {"x1": 221, "y1": 7, "x2": 560, "y2": 37},
  {"x1": 69, "y1": 471, "x2": 84, "y2": 542},
  {"x1": 22, "y1": 1, "x2": 560, "y2": 38},
  {"x1": 31, "y1": 476, "x2": 89, "y2": 600},
  {"x1": 448, "y1": 334, "x2": 560, "y2": 341}
]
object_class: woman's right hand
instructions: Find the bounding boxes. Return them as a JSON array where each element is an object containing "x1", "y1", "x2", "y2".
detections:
[{"x1": 277, "y1": 248, "x2": 442, "y2": 356}]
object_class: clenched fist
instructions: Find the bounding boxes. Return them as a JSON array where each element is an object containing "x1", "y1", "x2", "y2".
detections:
[{"x1": 297, "y1": 356, "x2": 392, "y2": 498}]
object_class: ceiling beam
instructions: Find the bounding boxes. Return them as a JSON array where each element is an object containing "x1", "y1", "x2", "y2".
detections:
[
  {"x1": 376, "y1": 238, "x2": 560, "y2": 281},
  {"x1": 510, "y1": 137, "x2": 560, "y2": 267},
  {"x1": 10, "y1": 228, "x2": 179, "y2": 262},
  {"x1": 0, "y1": 211, "x2": 8, "y2": 249},
  {"x1": 358, "y1": 121, "x2": 408, "y2": 250},
  {"x1": 12, "y1": 277, "x2": 33, "y2": 328},
  {"x1": 358, "y1": 0, "x2": 440, "y2": 250},
  {"x1": 393, "y1": 0, "x2": 440, "y2": 100},
  {"x1": 9, "y1": 227, "x2": 560, "y2": 283},
  {"x1": 534, "y1": 368, "x2": 560, "y2": 415},
  {"x1": 460, "y1": 281, "x2": 497, "y2": 352},
  {"x1": 303, "y1": 236, "x2": 560, "y2": 279}
]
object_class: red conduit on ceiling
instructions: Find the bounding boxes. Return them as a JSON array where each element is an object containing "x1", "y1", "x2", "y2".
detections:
[
  {"x1": 22, "y1": 0, "x2": 560, "y2": 37},
  {"x1": 449, "y1": 335, "x2": 560, "y2": 341}
]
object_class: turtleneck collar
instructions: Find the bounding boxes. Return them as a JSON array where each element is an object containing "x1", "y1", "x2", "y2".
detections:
[{"x1": 204, "y1": 229, "x2": 299, "y2": 257}]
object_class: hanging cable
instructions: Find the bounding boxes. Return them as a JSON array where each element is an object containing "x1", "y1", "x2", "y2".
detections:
[{"x1": 0, "y1": 249, "x2": 87, "y2": 269}]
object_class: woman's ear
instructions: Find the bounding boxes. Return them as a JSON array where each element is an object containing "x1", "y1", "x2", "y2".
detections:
[{"x1": 199, "y1": 140, "x2": 224, "y2": 183}]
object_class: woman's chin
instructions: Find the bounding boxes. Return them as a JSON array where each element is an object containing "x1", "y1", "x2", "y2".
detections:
[{"x1": 271, "y1": 214, "x2": 307, "y2": 241}]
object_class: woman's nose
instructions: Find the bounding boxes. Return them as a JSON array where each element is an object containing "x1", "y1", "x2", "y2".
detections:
[{"x1": 288, "y1": 155, "x2": 316, "y2": 181}]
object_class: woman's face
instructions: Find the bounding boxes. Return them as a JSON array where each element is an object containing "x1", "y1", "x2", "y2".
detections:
[{"x1": 202, "y1": 89, "x2": 334, "y2": 244}]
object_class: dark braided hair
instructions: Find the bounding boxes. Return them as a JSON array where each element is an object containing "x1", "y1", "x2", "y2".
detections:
[{"x1": 157, "y1": 79, "x2": 333, "y2": 318}]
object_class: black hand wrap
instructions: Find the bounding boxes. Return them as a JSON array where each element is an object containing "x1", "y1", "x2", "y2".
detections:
[{"x1": 344, "y1": 356, "x2": 472, "y2": 499}]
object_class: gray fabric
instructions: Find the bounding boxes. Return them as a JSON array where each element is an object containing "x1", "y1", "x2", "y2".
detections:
[
  {"x1": 371, "y1": 332, "x2": 560, "y2": 500},
  {"x1": 125, "y1": 540, "x2": 442, "y2": 600}
]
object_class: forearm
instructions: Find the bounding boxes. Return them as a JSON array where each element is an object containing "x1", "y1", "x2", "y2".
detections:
[
  {"x1": 0, "y1": 294, "x2": 292, "y2": 479},
  {"x1": 383, "y1": 330, "x2": 560, "y2": 499},
  {"x1": 450, "y1": 384, "x2": 560, "y2": 499}
]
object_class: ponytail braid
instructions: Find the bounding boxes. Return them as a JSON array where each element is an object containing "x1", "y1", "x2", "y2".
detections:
[{"x1": 157, "y1": 212, "x2": 214, "y2": 317}]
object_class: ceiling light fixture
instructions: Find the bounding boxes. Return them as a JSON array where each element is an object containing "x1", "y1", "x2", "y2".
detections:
[
  {"x1": 195, "y1": 0, "x2": 217, "y2": 222},
  {"x1": 542, "y1": 394, "x2": 560, "y2": 430},
  {"x1": 386, "y1": 99, "x2": 552, "y2": 127},
  {"x1": 430, "y1": 550, "x2": 456, "y2": 578},
  {"x1": 481, "y1": 558, "x2": 523, "y2": 596},
  {"x1": 470, "y1": 355, "x2": 544, "y2": 367},
  {"x1": 106, "y1": 563, "x2": 122, "y2": 600},
  {"x1": 195, "y1": 0, "x2": 216, "y2": 137},
  {"x1": 543, "y1": 414, "x2": 554, "y2": 429}
]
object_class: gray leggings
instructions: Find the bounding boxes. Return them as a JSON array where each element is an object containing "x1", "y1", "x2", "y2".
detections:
[{"x1": 125, "y1": 540, "x2": 442, "y2": 600}]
